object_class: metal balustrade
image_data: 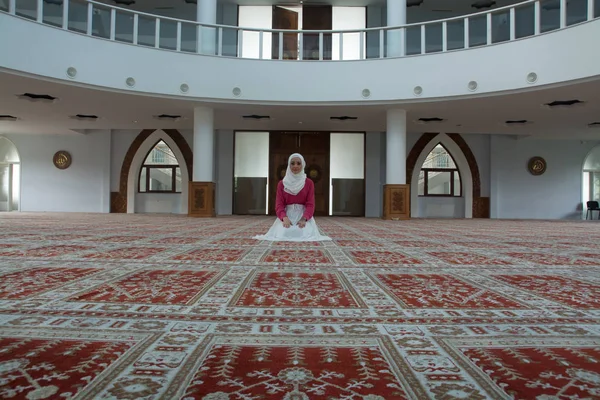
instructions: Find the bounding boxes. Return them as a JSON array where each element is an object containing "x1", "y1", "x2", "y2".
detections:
[{"x1": 1, "y1": 0, "x2": 598, "y2": 60}]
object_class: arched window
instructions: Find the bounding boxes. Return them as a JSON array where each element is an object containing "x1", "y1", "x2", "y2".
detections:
[
  {"x1": 418, "y1": 144, "x2": 461, "y2": 197},
  {"x1": 138, "y1": 140, "x2": 182, "y2": 193}
]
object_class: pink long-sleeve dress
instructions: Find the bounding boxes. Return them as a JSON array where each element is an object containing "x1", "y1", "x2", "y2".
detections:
[
  {"x1": 253, "y1": 178, "x2": 331, "y2": 242},
  {"x1": 276, "y1": 179, "x2": 315, "y2": 221}
]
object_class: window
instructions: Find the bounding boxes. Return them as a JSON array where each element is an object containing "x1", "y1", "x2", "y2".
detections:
[
  {"x1": 138, "y1": 141, "x2": 182, "y2": 193},
  {"x1": 418, "y1": 144, "x2": 462, "y2": 197}
]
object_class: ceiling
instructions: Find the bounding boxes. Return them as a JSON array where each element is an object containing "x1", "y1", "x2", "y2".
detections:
[{"x1": 1, "y1": 71, "x2": 599, "y2": 139}]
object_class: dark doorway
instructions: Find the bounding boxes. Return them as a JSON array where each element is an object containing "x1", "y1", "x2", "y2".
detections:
[{"x1": 268, "y1": 132, "x2": 330, "y2": 216}]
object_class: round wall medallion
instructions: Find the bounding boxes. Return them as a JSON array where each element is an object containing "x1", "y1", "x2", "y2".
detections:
[
  {"x1": 66, "y1": 67, "x2": 77, "y2": 79},
  {"x1": 306, "y1": 164, "x2": 322, "y2": 183},
  {"x1": 413, "y1": 86, "x2": 423, "y2": 96},
  {"x1": 53, "y1": 150, "x2": 72, "y2": 170},
  {"x1": 361, "y1": 88, "x2": 371, "y2": 98},
  {"x1": 467, "y1": 80, "x2": 478, "y2": 91},
  {"x1": 527, "y1": 156, "x2": 547, "y2": 176},
  {"x1": 232, "y1": 87, "x2": 242, "y2": 97},
  {"x1": 125, "y1": 77, "x2": 136, "y2": 88},
  {"x1": 180, "y1": 83, "x2": 189, "y2": 93}
]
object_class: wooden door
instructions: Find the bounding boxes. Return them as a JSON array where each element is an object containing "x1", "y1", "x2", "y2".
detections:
[
  {"x1": 269, "y1": 132, "x2": 330, "y2": 217},
  {"x1": 272, "y1": 6, "x2": 298, "y2": 60},
  {"x1": 302, "y1": 5, "x2": 332, "y2": 60}
]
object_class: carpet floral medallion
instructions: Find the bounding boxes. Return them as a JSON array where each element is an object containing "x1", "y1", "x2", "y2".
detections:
[{"x1": 0, "y1": 213, "x2": 599, "y2": 399}]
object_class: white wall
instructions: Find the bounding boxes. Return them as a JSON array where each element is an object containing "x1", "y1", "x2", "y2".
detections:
[
  {"x1": 3, "y1": 130, "x2": 111, "y2": 213},
  {"x1": 2, "y1": 13, "x2": 599, "y2": 103},
  {"x1": 490, "y1": 135, "x2": 600, "y2": 219}
]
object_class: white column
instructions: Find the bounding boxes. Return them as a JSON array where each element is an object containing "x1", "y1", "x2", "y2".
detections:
[
  {"x1": 193, "y1": 106, "x2": 214, "y2": 181},
  {"x1": 387, "y1": 0, "x2": 407, "y2": 57},
  {"x1": 197, "y1": 0, "x2": 217, "y2": 55},
  {"x1": 386, "y1": 109, "x2": 407, "y2": 184}
]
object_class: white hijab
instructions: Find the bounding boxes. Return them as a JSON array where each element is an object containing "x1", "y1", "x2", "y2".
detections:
[{"x1": 282, "y1": 153, "x2": 306, "y2": 195}]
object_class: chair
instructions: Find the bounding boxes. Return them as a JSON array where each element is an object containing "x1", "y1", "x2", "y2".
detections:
[{"x1": 586, "y1": 201, "x2": 600, "y2": 220}]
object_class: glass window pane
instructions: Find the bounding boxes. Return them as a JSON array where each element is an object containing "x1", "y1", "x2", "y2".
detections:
[
  {"x1": 138, "y1": 15, "x2": 156, "y2": 47},
  {"x1": 422, "y1": 144, "x2": 456, "y2": 169},
  {"x1": 68, "y1": 0, "x2": 88, "y2": 34},
  {"x1": 160, "y1": 19, "x2": 178, "y2": 50},
  {"x1": 144, "y1": 141, "x2": 179, "y2": 165},
  {"x1": 594, "y1": 172, "x2": 600, "y2": 201},
  {"x1": 332, "y1": 7, "x2": 366, "y2": 60},
  {"x1": 139, "y1": 168, "x2": 147, "y2": 192},
  {"x1": 540, "y1": 0, "x2": 560, "y2": 32},
  {"x1": 91, "y1": 5, "x2": 111, "y2": 39},
  {"x1": 175, "y1": 167, "x2": 182, "y2": 193},
  {"x1": 115, "y1": 11, "x2": 134, "y2": 43},
  {"x1": 149, "y1": 168, "x2": 173, "y2": 191},
  {"x1": 447, "y1": 19, "x2": 465, "y2": 50},
  {"x1": 11, "y1": 164, "x2": 20, "y2": 211},
  {"x1": 418, "y1": 170, "x2": 425, "y2": 196},
  {"x1": 42, "y1": 0, "x2": 63, "y2": 27},
  {"x1": 238, "y1": 6, "x2": 273, "y2": 59},
  {"x1": 425, "y1": 22, "x2": 443, "y2": 53},
  {"x1": 15, "y1": 0, "x2": 36, "y2": 20},
  {"x1": 0, "y1": 166, "x2": 8, "y2": 211},
  {"x1": 515, "y1": 3, "x2": 535, "y2": 39},
  {"x1": 454, "y1": 172, "x2": 461, "y2": 196},
  {"x1": 427, "y1": 171, "x2": 451, "y2": 195},
  {"x1": 491, "y1": 10, "x2": 510, "y2": 44},
  {"x1": 567, "y1": 0, "x2": 588, "y2": 25},
  {"x1": 330, "y1": 133, "x2": 365, "y2": 216},
  {"x1": 234, "y1": 132, "x2": 269, "y2": 214},
  {"x1": 181, "y1": 22, "x2": 198, "y2": 53}
]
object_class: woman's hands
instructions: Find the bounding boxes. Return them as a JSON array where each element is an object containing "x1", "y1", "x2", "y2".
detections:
[
  {"x1": 282, "y1": 217, "x2": 291, "y2": 228},
  {"x1": 282, "y1": 217, "x2": 306, "y2": 228}
]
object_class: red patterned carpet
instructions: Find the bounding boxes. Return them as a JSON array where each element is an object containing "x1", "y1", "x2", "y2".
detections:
[{"x1": 0, "y1": 213, "x2": 599, "y2": 399}]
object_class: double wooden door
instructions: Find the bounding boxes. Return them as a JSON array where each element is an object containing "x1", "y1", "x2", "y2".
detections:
[{"x1": 268, "y1": 132, "x2": 330, "y2": 216}]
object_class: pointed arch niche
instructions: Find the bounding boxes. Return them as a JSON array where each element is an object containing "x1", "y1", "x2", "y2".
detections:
[
  {"x1": 582, "y1": 145, "x2": 600, "y2": 217},
  {"x1": 407, "y1": 133, "x2": 484, "y2": 218},
  {"x1": 111, "y1": 129, "x2": 193, "y2": 214}
]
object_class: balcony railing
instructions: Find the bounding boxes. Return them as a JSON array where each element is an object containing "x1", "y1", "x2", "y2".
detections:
[{"x1": 1, "y1": 0, "x2": 598, "y2": 60}]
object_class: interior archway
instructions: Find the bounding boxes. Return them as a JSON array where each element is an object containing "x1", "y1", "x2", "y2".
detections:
[
  {"x1": 112, "y1": 129, "x2": 193, "y2": 214},
  {"x1": 582, "y1": 145, "x2": 600, "y2": 219},
  {"x1": 0, "y1": 136, "x2": 21, "y2": 212},
  {"x1": 408, "y1": 133, "x2": 473, "y2": 218}
]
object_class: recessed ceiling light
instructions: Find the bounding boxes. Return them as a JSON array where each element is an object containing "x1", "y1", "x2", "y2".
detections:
[
  {"x1": 0, "y1": 115, "x2": 18, "y2": 121},
  {"x1": 330, "y1": 116, "x2": 358, "y2": 121},
  {"x1": 154, "y1": 114, "x2": 182, "y2": 121},
  {"x1": 471, "y1": 0, "x2": 496, "y2": 9},
  {"x1": 242, "y1": 115, "x2": 270, "y2": 120},
  {"x1": 17, "y1": 93, "x2": 57, "y2": 102},
  {"x1": 505, "y1": 119, "x2": 531, "y2": 125},
  {"x1": 544, "y1": 99, "x2": 584, "y2": 107},
  {"x1": 417, "y1": 117, "x2": 445, "y2": 123},
  {"x1": 71, "y1": 114, "x2": 99, "y2": 120}
]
